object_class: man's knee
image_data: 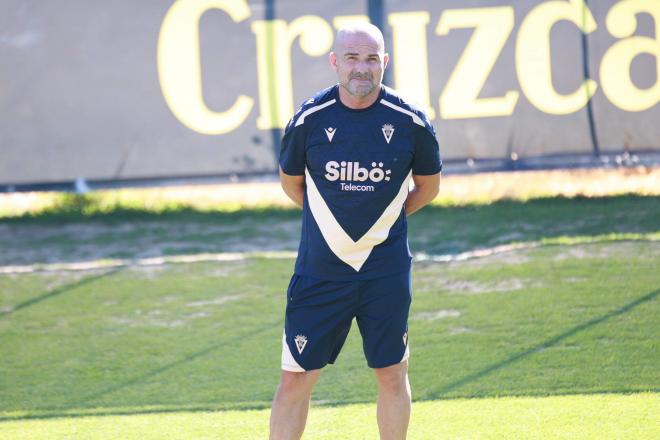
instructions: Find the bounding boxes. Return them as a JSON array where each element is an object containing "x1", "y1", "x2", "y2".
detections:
[
  {"x1": 277, "y1": 369, "x2": 322, "y2": 398},
  {"x1": 374, "y1": 361, "x2": 409, "y2": 394}
]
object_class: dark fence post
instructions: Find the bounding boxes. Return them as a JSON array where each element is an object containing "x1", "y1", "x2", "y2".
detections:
[
  {"x1": 265, "y1": 0, "x2": 283, "y2": 166},
  {"x1": 582, "y1": 0, "x2": 600, "y2": 157},
  {"x1": 368, "y1": 0, "x2": 392, "y2": 86}
]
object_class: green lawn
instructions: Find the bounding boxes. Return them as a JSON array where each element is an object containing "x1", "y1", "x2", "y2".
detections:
[
  {"x1": 1, "y1": 195, "x2": 658, "y2": 266},
  {"x1": 1, "y1": 195, "x2": 658, "y2": 438},
  {"x1": 0, "y1": 393, "x2": 657, "y2": 439}
]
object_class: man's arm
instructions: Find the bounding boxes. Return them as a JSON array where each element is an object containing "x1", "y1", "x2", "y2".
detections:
[
  {"x1": 404, "y1": 173, "x2": 440, "y2": 215},
  {"x1": 279, "y1": 167, "x2": 305, "y2": 208}
]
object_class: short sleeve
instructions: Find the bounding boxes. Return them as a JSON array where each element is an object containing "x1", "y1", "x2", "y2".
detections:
[
  {"x1": 279, "y1": 120, "x2": 306, "y2": 175},
  {"x1": 412, "y1": 123, "x2": 442, "y2": 175}
]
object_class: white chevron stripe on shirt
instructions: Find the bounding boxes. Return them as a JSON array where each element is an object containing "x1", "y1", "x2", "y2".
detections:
[
  {"x1": 294, "y1": 99, "x2": 336, "y2": 126},
  {"x1": 379, "y1": 99, "x2": 425, "y2": 127},
  {"x1": 304, "y1": 168, "x2": 412, "y2": 272}
]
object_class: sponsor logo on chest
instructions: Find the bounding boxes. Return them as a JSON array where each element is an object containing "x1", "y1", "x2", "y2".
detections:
[
  {"x1": 325, "y1": 161, "x2": 391, "y2": 192},
  {"x1": 320, "y1": 122, "x2": 396, "y2": 192}
]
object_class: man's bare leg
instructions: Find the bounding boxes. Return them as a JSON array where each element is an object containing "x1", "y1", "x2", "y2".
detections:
[
  {"x1": 269, "y1": 369, "x2": 322, "y2": 440},
  {"x1": 373, "y1": 361, "x2": 411, "y2": 440}
]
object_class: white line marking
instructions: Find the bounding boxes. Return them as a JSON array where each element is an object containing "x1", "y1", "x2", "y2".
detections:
[{"x1": 1, "y1": 237, "x2": 656, "y2": 274}]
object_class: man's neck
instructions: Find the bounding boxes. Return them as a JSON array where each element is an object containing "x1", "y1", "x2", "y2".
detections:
[{"x1": 338, "y1": 85, "x2": 381, "y2": 110}]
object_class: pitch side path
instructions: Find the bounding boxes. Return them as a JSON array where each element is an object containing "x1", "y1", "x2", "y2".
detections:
[{"x1": 0, "y1": 195, "x2": 658, "y2": 439}]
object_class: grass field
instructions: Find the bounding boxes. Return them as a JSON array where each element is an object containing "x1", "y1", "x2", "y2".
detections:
[
  {"x1": 0, "y1": 394, "x2": 657, "y2": 439},
  {"x1": 1, "y1": 184, "x2": 659, "y2": 438}
]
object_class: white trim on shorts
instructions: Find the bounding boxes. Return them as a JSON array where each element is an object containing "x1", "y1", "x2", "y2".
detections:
[
  {"x1": 281, "y1": 330, "x2": 306, "y2": 372},
  {"x1": 400, "y1": 342, "x2": 410, "y2": 364}
]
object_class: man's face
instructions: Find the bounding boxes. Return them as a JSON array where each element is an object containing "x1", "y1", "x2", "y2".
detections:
[{"x1": 331, "y1": 32, "x2": 388, "y2": 98}]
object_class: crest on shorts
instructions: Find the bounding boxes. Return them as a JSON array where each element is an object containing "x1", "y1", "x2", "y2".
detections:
[
  {"x1": 294, "y1": 335, "x2": 308, "y2": 354},
  {"x1": 403, "y1": 332, "x2": 408, "y2": 346},
  {"x1": 382, "y1": 123, "x2": 394, "y2": 144}
]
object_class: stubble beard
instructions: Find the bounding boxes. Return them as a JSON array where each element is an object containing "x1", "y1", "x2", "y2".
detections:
[{"x1": 342, "y1": 75, "x2": 378, "y2": 97}]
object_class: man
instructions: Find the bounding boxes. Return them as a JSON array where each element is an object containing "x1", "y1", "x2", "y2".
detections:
[{"x1": 271, "y1": 23, "x2": 441, "y2": 440}]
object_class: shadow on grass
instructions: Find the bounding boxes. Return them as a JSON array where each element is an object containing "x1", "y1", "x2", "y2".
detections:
[
  {"x1": 0, "y1": 320, "x2": 282, "y2": 422},
  {"x1": 425, "y1": 287, "x2": 660, "y2": 399},
  {"x1": 67, "y1": 319, "x2": 282, "y2": 411},
  {"x1": 1, "y1": 194, "x2": 658, "y2": 266},
  {"x1": 2, "y1": 288, "x2": 657, "y2": 422},
  {"x1": 0, "y1": 268, "x2": 123, "y2": 319}
]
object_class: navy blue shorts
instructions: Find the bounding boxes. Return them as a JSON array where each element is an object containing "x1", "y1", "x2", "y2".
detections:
[{"x1": 281, "y1": 270, "x2": 411, "y2": 371}]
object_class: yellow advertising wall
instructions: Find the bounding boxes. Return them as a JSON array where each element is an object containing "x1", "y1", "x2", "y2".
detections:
[{"x1": 0, "y1": 0, "x2": 658, "y2": 185}]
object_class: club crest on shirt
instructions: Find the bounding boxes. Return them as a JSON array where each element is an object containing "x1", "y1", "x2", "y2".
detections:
[
  {"x1": 294, "y1": 335, "x2": 308, "y2": 354},
  {"x1": 382, "y1": 123, "x2": 394, "y2": 144}
]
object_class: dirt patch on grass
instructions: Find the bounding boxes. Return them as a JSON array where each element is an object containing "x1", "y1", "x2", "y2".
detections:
[
  {"x1": 550, "y1": 241, "x2": 660, "y2": 261},
  {"x1": 105, "y1": 288, "x2": 246, "y2": 329},
  {"x1": 415, "y1": 273, "x2": 533, "y2": 295},
  {"x1": 0, "y1": 220, "x2": 300, "y2": 266},
  {"x1": 448, "y1": 326, "x2": 474, "y2": 335},
  {"x1": 413, "y1": 309, "x2": 461, "y2": 321},
  {"x1": 126, "y1": 264, "x2": 169, "y2": 279},
  {"x1": 110, "y1": 315, "x2": 187, "y2": 329},
  {"x1": 444, "y1": 279, "x2": 528, "y2": 295},
  {"x1": 185, "y1": 295, "x2": 243, "y2": 308},
  {"x1": 208, "y1": 262, "x2": 249, "y2": 277}
]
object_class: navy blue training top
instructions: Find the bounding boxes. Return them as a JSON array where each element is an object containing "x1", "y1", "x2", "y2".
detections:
[{"x1": 280, "y1": 84, "x2": 441, "y2": 280}]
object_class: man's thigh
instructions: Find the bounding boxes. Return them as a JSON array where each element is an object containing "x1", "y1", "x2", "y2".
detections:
[{"x1": 355, "y1": 270, "x2": 412, "y2": 369}]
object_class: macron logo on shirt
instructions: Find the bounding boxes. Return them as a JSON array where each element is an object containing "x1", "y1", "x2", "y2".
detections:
[{"x1": 324, "y1": 127, "x2": 336, "y2": 142}]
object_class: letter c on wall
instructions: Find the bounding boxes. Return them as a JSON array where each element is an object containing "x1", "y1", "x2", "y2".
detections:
[{"x1": 158, "y1": 0, "x2": 254, "y2": 135}]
